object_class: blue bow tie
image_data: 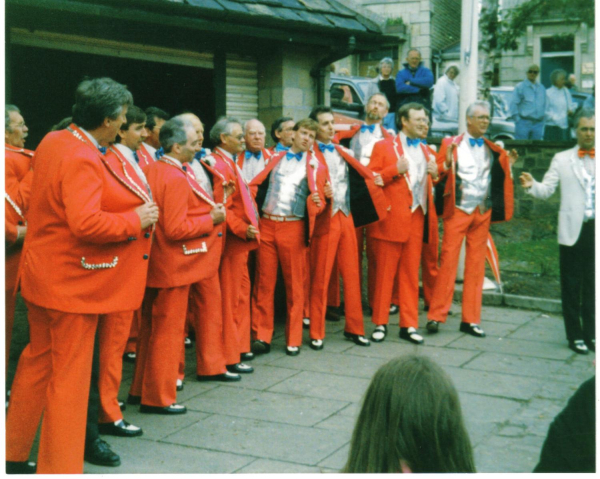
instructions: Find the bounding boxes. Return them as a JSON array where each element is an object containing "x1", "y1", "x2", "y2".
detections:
[
  {"x1": 406, "y1": 138, "x2": 422, "y2": 147},
  {"x1": 360, "y1": 124, "x2": 376, "y2": 133},
  {"x1": 182, "y1": 165, "x2": 187, "y2": 172},
  {"x1": 286, "y1": 151, "x2": 302, "y2": 161},
  {"x1": 132, "y1": 151, "x2": 140, "y2": 164},
  {"x1": 275, "y1": 143, "x2": 290, "y2": 152},
  {"x1": 98, "y1": 146, "x2": 107, "y2": 155},
  {"x1": 318, "y1": 143, "x2": 335, "y2": 153},
  {"x1": 245, "y1": 150, "x2": 261, "y2": 160},
  {"x1": 155, "y1": 147, "x2": 164, "y2": 159},
  {"x1": 194, "y1": 149, "x2": 207, "y2": 160},
  {"x1": 469, "y1": 137, "x2": 484, "y2": 147}
]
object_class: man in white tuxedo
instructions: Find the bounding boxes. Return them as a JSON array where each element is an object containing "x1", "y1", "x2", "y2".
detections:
[{"x1": 520, "y1": 109, "x2": 595, "y2": 355}]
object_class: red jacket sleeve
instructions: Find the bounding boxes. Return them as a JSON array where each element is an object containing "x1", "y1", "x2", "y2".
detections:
[{"x1": 369, "y1": 141, "x2": 401, "y2": 185}]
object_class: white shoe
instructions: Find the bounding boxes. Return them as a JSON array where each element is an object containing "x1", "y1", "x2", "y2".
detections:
[{"x1": 371, "y1": 325, "x2": 388, "y2": 342}]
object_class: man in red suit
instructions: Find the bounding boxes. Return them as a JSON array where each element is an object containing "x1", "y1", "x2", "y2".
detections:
[
  {"x1": 249, "y1": 119, "x2": 328, "y2": 356},
  {"x1": 367, "y1": 102, "x2": 439, "y2": 344},
  {"x1": 129, "y1": 116, "x2": 235, "y2": 412},
  {"x1": 268, "y1": 116, "x2": 295, "y2": 153},
  {"x1": 140, "y1": 106, "x2": 169, "y2": 159},
  {"x1": 427, "y1": 101, "x2": 517, "y2": 337},
  {"x1": 204, "y1": 117, "x2": 259, "y2": 375},
  {"x1": 308, "y1": 105, "x2": 388, "y2": 350},
  {"x1": 5, "y1": 78, "x2": 158, "y2": 474},
  {"x1": 5, "y1": 105, "x2": 32, "y2": 377}
]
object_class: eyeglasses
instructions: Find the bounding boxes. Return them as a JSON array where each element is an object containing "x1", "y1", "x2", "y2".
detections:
[{"x1": 527, "y1": 70, "x2": 540, "y2": 74}]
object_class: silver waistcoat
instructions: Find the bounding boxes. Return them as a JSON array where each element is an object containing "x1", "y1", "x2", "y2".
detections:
[
  {"x1": 323, "y1": 148, "x2": 351, "y2": 216},
  {"x1": 262, "y1": 156, "x2": 309, "y2": 217}
]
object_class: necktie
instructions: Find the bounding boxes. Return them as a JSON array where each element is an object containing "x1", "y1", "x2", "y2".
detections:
[
  {"x1": 133, "y1": 151, "x2": 140, "y2": 164},
  {"x1": 579, "y1": 148, "x2": 595, "y2": 159},
  {"x1": 275, "y1": 143, "x2": 290, "y2": 152},
  {"x1": 245, "y1": 150, "x2": 261, "y2": 160},
  {"x1": 469, "y1": 137, "x2": 484, "y2": 147},
  {"x1": 194, "y1": 149, "x2": 207, "y2": 160},
  {"x1": 407, "y1": 138, "x2": 422, "y2": 147},
  {"x1": 155, "y1": 147, "x2": 164, "y2": 159},
  {"x1": 318, "y1": 143, "x2": 335, "y2": 153},
  {"x1": 286, "y1": 151, "x2": 302, "y2": 161},
  {"x1": 360, "y1": 124, "x2": 376, "y2": 133},
  {"x1": 98, "y1": 146, "x2": 107, "y2": 155}
]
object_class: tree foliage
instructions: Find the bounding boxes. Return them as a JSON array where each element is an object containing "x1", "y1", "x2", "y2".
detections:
[{"x1": 496, "y1": 0, "x2": 595, "y2": 51}]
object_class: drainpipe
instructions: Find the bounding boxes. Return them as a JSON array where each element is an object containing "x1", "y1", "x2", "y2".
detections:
[{"x1": 310, "y1": 36, "x2": 357, "y2": 105}]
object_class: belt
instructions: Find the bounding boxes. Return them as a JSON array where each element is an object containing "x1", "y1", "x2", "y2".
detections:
[{"x1": 262, "y1": 214, "x2": 302, "y2": 222}]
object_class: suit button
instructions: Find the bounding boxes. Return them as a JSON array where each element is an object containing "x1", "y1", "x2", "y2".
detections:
[
  {"x1": 18, "y1": 221, "x2": 23, "y2": 226},
  {"x1": 128, "y1": 236, "x2": 136, "y2": 241},
  {"x1": 218, "y1": 232, "x2": 223, "y2": 237},
  {"x1": 143, "y1": 254, "x2": 149, "y2": 260},
  {"x1": 144, "y1": 232, "x2": 150, "y2": 238}
]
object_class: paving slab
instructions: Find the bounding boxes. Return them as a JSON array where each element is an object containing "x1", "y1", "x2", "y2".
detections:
[
  {"x1": 477, "y1": 319, "x2": 524, "y2": 338},
  {"x1": 317, "y1": 443, "x2": 349, "y2": 470},
  {"x1": 84, "y1": 437, "x2": 254, "y2": 474},
  {"x1": 163, "y1": 415, "x2": 350, "y2": 465},
  {"x1": 448, "y1": 335, "x2": 575, "y2": 360},
  {"x1": 313, "y1": 411, "x2": 358, "y2": 433},
  {"x1": 114, "y1": 409, "x2": 212, "y2": 441},
  {"x1": 268, "y1": 370, "x2": 372, "y2": 403},
  {"x1": 501, "y1": 397, "x2": 565, "y2": 437},
  {"x1": 507, "y1": 314, "x2": 569, "y2": 344},
  {"x1": 478, "y1": 306, "x2": 541, "y2": 324},
  {"x1": 184, "y1": 385, "x2": 348, "y2": 427},
  {"x1": 474, "y1": 434, "x2": 543, "y2": 473},
  {"x1": 216, "y1": 365, "x2": 301, "y2": 391},
  {"x1": 234, "y1": 458, "x2": 332, "y2": 473},
  {"x1": 462, "y1": 352, "x2": 567, "y2": 379}
]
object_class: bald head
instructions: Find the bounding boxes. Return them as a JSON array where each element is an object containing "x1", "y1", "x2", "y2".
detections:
[
  {"x1": 244, "y1": 119, "x2": 266, "y2": 152},
  {"x1": 178, "y1": 113, "x2": 204, "y2": 147}
]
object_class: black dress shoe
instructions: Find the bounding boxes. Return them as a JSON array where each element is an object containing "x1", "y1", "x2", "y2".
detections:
[
  {"x1": 197, "y1": 371, "x2": 241, "y2": 382},
  {"x1": 126, "y1": 394, "x2": 141, "y2": 405},
  {"x1": 399, "y1": 327, "x2": 424, "y2": 344},
  {"x1": 118, "y1": 400, "x2": 126, "y2": 411},
  {"x1": 176, "y1": 379, "x2": 184, "y2": 391},
  {"x1": 459, "y1": 322, "x2": 486, "y2": 338},
  {"x1": 309, "y1": 339, "x2": 324, "y2": 350},
  {"x1": 585, "y1": 338, "x2": 595, "y2": 352},
  {"x1": 99, "y1": 419, "x2": 143, "y2": 438},
  {"x1": 184, "y1": 337, "x2": 193, "y2": 349},
  {"x1": 389, "y1": 304, "x2": 399, "y2": 315},
  {"x1": 84, "y1": 438, "x2": 121, "y2": 467},
  {"x1": 140, "y1": 403, "x2": 187, "y2": 415},
  {"x1": 569, "y1": 339, "x2": 589, "y2": 355},
  {"x1": 227, "y1": 363, "x2": 254, "y2": 374},
  {"x1": 241, "y1": 352, "x2": 254, "y2": 361},
  {"x1": 302, "y1": 317, "x2": 310, "y2": 329},
  {"x1": 424, "y1": 304, "x2": 430, "y2": 312},
  {"x1": 6, "y1": 461, "x2": 36, "y2": 474},
  {"x1": 370, "y1": 325, "x2": 387, "y2": 342},
  {"x1": 122, "y1": 352, "x2": 136, "y2": 363},
  {"x1": 343, "y1": 331, "x2": 370, "y2": 346},
  {"x1": 325, "y1": 306, "x2": 341, "y2": 322},
  {"x1": 286, "y1": 346, "x2": 300, "y2": 356},
  {"x1": 426, "y1": 320, "x2": 439, "y2": 333},
  {"x1": 251, "y1": 340, "x2": 271, "y2": 355}
]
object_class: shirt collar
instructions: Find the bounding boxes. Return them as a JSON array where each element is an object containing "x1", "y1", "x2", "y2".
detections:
[
  {"x1": 163, "y1": 154, "x2": 183, "y2": 168},
  {"x1": 216, "y1": 147, "x2": 234, "y2": 161},
  {"x1": 79, "y1": 127, "x2": 101, "y2": 149}
]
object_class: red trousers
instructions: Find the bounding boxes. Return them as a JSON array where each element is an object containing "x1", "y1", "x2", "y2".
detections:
[
  {"x1": 428, "y1": 209, "x2": 491, "y2": 324},
  {"x1": 220, "y1": 251, "x2": 250, "y2": 364},
  {"x1": 421, "y1": 236, "x2": 439, "y2": 308},
  {"x1": 371, "y1": 208, "x2": 425, "y2": 328},
  {"x1": 310, "y1": 212, "x2": 365, "y2": 340},
  {"x1": 6, "y1": 302, "x2": 97, "y2": 474},
  {"x1": 304, "y1": 248, "x2": 312, "y2": 316},
  {"x1": 124, "y1": 308, "x2": 141, "y2": 354},
  {"x1": 251, "y1": 219, "x2": 306, "y2": 347},
  {"x1": 238, "y1": 259, "x2": 252, "y2": 353},
  {"x1": 5, "y1": 290, "x2": 16, "y2": 375},
  {"x1": 326, "y1": 257, "x2": 341, "y2": 308},
  {"x1": 98, "y1": 310, "x2": 134, "y2": 423}
]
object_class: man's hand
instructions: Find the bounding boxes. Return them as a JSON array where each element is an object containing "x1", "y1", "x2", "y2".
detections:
[
  {"x1": 445, "y1": 142, "x2": 457, "y2": 168},
  {"x1": 519, "y1": 172, "x2": 534, "y2": 188},
  {"x1": 508, "y1": 149, "x2": 519, "y2": 166},
  {"x1": 210, "y1": 203, "x2": 226, "y2": 225},
  {"x1": 324, "y1": 181, "x2": 334, "y2": 199},
  {"x1": 427, "y1": 158, "x2": 438, "y2": 179},
  {"x1": 405, "y1": 81, "x2": 410, "y2": 85},
  {"x1": 246, "y1": 224, "x2": 259, "y2": 239},
  {"x1": 224, "y1": 182, "x2": 236, "y2": 198},
  {"x1": 136, "y1": 202, "x2": 159, "y2": 229},
  {"x1": 311, "y1": 192, "x2": 322, "y2": 207},
  {"x1": 396, "y1": 155, "x2": 409, "y2": 175},
  {"x1": 374, "y1": 174, "x2": 384, "y2": 187}
]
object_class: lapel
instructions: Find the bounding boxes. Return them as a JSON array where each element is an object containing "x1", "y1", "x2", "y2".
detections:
[
  {"x1": 305, "y1": 151, "x2": 318, "y2": 193},
  {"x1": 160, "y1": 156, "x2": 216, "y2": 207},
  {"x1": 5, "y1": 145, "x2": 34, "y2": 157},
  {"x1": 312, "y1": 144, "x2": 332, "y2": 183},
  {"x1": 108, "y1": 145, "x2": 153, "y2": 203},
  {"x1": 390, "y1": 135, "x2": 412, "y2": 191},
  {"x1": 137, "y1": 144, "x2": 154, "y2": 167},
  {"x1": 568, "y1": 146, "x2": 586, "y2": 190},
  {"x1": 380, "y1": 125, "x2": 392, "y2": 139}
]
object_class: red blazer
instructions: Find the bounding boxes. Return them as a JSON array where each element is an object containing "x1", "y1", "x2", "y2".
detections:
[
  {"x1": 205, "y1": 149, "x2": 260, "y2": 256},
  {"x1": 334, "y1": 123, "x2": 393, "y2": 145},
  {"x1": 312, "y1": 143, "x2": 388, "y2": 238},
  {"x1": 137, "y1": 143, "x2": 155, "y2": 168},
  {"x1": 367, "y1": 135, "x2": 436, "y2": 243},
  {"x1": 145, "y1": 157, "x2": 225, "y2": 288},
  {"x1": 249, "y1": 150, "x2": 328, "y2": 245},
  {"x1": 236, "y1": 148, "x2": 273, "y2": 170},
  {"x1": 436, "y1": 134, "x2": 514, "y2": 223},
  {"x1": 19, "y1": 125, "x2": 153, "y2": 314}
]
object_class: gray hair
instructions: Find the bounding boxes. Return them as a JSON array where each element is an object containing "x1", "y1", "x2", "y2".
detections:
[
  {"x1": 573, "y1": 108, "x2": 595, "y2": 129},
  {"x1": 5, "y1": 105, "x2": 20, "y2": 132},
  {"x1": 445, "y1": 65, "x2": 460, "y2": 75},
  {"x1": 407, "y1": 49, "x2": 421, "y2": 58},
  {"x1": 550, "y1": 69, "x2": 567, "y2": 86},
  {"x1": 378, "y1": 57, "x2": 394, "y2": 72},
  {"x1": 72, "y1": 77, "x2": 133, "y2": 130},
  {"x1": 210, "y1": 116, "x2": 242, "y2": 144},
  {"x1": 466, "y1": 101, "x2": 491, "y2": 118},
  {"x1": 159, "y1": 117, "x2": 193, "y2": 153},
  {"x1": 367, "y1": 93, "x2": 390, "y2": 110}
]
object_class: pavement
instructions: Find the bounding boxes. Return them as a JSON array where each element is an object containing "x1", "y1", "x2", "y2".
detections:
[{"x1": 59, "y1": 302, "x2": 593, "y2": 474}]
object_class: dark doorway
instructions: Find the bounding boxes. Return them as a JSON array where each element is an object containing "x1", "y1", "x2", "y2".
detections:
[{"x1": 8, "y1": 45, "x2": 215, "y2": 149}]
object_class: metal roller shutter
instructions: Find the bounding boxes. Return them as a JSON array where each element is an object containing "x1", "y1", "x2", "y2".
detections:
[{"x1": 226, "y1": 53, "x2": 258, "y2": 122}]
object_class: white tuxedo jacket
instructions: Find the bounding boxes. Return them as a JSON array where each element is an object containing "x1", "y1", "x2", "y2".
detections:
[{"x1": 527, "y1": 146, "x2": 592, "y2": 246}]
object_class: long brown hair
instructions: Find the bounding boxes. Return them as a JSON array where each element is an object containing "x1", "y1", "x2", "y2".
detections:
[{"x1": 343, "y1": 355, "x2": 475, "y2": 473}]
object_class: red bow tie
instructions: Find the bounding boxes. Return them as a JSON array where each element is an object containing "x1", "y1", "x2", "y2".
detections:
[{"x1": 578, "y1": 148, "x2": 595, "y2": 159}]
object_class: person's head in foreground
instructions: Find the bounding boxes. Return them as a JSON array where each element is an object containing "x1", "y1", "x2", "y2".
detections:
[{"x1": 343, "y1": 355, "x2": 475, "y2": 473}]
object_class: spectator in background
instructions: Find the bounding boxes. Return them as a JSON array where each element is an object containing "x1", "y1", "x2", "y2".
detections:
[
  {"x1": 432, "y1": 65, "x2": 460, "y2": 125},
  {"x1": 544, "y1": 69, "x2": 576, "y2": 141},
  {"x1": 365, "y1": 57, "x2": 398, "y2": 132},
  {"x1": 509, "y1": 64, "x2": 546, "y2": 140},
  {"x1": 395, "y1": 49, "x2": 434, "y2": 112},
  {"x1": 343, "y1": 355, "x2": 476, "y2": 473},
  {"x1": 566, "y1": 73, "x2": 578, "y2": 92},
  {"x1": 583, "y1": 86, "x2": 595, "y2": 111}
]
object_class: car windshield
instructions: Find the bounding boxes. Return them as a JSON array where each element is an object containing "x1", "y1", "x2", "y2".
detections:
[
  {"x1": 491, "y1": 90, "x2": 512, "y2": 120},
  {"x1": 353, "y1": 81, "x2": 371, "y2": 100}
]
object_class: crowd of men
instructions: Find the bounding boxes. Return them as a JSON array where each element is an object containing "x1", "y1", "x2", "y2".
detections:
[{"x1": 4, "y1": 73, "x2": 595, "y2": 473}]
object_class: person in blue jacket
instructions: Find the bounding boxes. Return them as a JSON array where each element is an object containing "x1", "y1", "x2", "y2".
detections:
[{"x1": 395, "y1": 49, "x2": 434, "y2": 113}]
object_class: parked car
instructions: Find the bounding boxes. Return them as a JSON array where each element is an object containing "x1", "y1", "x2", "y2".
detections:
[
  {"x1": 430, "y1": 86, "x2": 516, "y2": 140},
  {"x1": 330, "y1": 74, "x2": 372, "y2": 126}
]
